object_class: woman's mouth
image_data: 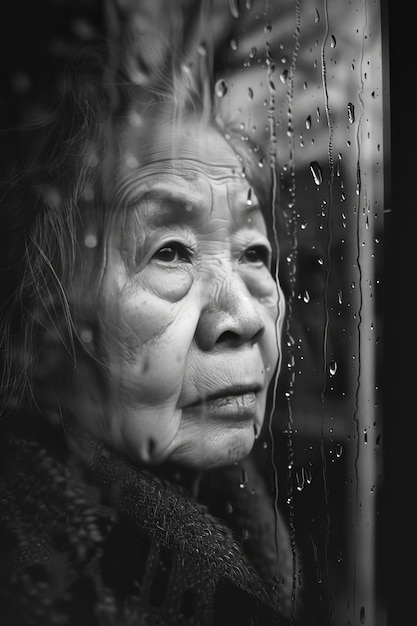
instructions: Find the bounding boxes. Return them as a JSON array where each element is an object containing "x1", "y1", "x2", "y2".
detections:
[{"x1": 182, "y1": 387, "x2": 260, "y2": 422}]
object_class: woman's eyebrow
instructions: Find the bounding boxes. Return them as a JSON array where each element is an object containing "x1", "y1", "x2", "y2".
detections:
[{"x1": 129, "y1": 189, "x2": 208, "y2": 226}]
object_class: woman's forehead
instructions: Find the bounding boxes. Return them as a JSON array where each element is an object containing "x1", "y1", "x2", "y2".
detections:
[
  {"x1": 115, "y1": 172, "x2": 264, "y2": 235},
  {"x1": 116, "y1": 166, "x2": 253, "y2": 208},
  {"x1": 110, "y1": 116, "x2": 271, "y2": 232},
  {"x1": 115, "y1": 119, "x2": 255, "y2": 210},
  {"x1": 118, "y1": 117, "x2": 243, "y2": 173}
]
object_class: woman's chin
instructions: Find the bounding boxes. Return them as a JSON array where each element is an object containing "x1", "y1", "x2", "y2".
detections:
[
  {"x1": 163, "y1": 424, "x2": 256, "y2": 469},
  {"x1": 111, "y1": 409, "x2": 259, "y2": 470}
]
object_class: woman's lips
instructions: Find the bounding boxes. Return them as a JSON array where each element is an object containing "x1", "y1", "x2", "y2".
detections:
[{"x1": 182, "y1": 388, "x2": 259, "y2": 422}]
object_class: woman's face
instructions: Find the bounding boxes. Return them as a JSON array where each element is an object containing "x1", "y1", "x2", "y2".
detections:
[{"x1": 72, "y1": 119, "x2": 285, "y2": 468}]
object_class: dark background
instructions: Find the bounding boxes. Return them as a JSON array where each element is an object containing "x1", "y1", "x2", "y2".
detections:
[{"x1": 384, "y1": 1, "x2": 416, "y2": 624}]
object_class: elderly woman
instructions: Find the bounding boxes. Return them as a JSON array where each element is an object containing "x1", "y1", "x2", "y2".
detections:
[{"x1": 0, "y1": 7, "x2": 302, "y2": 626}]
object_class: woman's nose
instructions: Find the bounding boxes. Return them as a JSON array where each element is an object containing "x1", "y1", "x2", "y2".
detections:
[{"x1": 195, "y1": 271, "x2": 265, "y2": 351}]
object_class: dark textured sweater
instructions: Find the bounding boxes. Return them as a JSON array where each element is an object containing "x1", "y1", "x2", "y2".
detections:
[{"x1": 0, "y1": 412, "x2": 299, "y2": 625}]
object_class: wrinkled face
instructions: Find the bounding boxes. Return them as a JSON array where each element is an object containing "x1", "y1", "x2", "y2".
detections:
[{"x1": 71, "y1": 119, "x2": 285, "y2": 468}]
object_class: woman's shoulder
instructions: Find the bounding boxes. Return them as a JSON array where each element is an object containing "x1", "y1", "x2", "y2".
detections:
[{"x1": 0, "y1": 412, "x2": 289, "y2": 626}]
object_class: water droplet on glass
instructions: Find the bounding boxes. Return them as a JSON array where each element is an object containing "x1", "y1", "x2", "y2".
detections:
[
  {"x1": 84, "y1": 233, "x2": 98, "y2": 248},
  {"x1": 226, "y1": 501, "x2": 234, "y2": 514},
  {"x1": 329, "y1": 361, "x2": 337, "y2": 376},
  {"x1": 125, "y1": 154, "x2": 139, "y2": 169},
  {"x1": 11, "y1": 71, "x2": 31, "y2": 94},
  {"x1": 128, "y1": 110, "x2": 142, "y2": 128},
  {"x1": 264, "y1": 23, "x2": 272, "y2": 34},
  {"x1": 280, "y1": 69, "x2": 288, "y2": 84},
  {"x1": 364, "y1": 429, "x2": 368, "y2": 444},
  {"x1": 296, "y1": 469, "x2": 305, "y2": 491},
  {"x1": 246, "y1": 0, "x2": 253, "y2": 9},
  {"x1": 338, "y1": 290, "x2": 343, "y2": 304},
  {"x1": 230, "y1": 38, "x2": 238, "y2": 51},
  {"x1": 336, "y1": 443, "x2": 343, "y2": 458},
  {"x1": 71, "y1": 17, "x2": 96, "y2": 40},
  {"x1": 85, "y1": 147, "x2": 100, "y2": 167},
  {"x1": 314, "y1": 9, "x2": 320, "y2": 23},
  {"x1": 215, "y1": 79, "x2": 228, "y2": 97},
  {"x1": 197, "y1": 42, "x2": 207, "y2": 56},
  {"x1": 305, "y1": 115, "x2": 312, "y2": 130},
  {"x1": 246, "y1": 188, "x2": 254, "y2": 206},
  {"x1": 42, "y1": 187, "x2": 62, "y2": 209},
  {"x1": 303, "y1": 290, "x2": 310, "y2": 303},
  {"x1": 80, "y1": 327, "x2": 94, "y2": 343},
  {"x1": 240, "y1": 469, "x2": 248, "y2": 488},
  {"x1": 309, "y1": 161, "x2": 323, "y2": 186},
  {"x1": 331, "y1": 35, "x2": 336, "y2": 48},
  {"x1": 360, "y1": 606, "x2": 365, "y2": 623},
  {"x1": 316, "y1": 107, "x2": 321, "y2": 123},
  {"x1": 229, "y1": 0, "x2": 239, "y2": 18},
  {"x1": 248, "y1": 87, "x2": 254, "y2": 100},
  {"x1": 81, "y1": 185, "x2": 94, "y2": 202},
  {"x1": 258, "y1": 157, "x2": 264, "y2": 168},
  {"x1": 347, "y1": 102, "x2": 355, "y2": 124}
]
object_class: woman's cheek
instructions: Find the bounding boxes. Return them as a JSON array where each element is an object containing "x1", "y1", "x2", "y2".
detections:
[
  {"x1": 240, "y1": 266, "x2": 280, "y2": 312},
  {"x1": 101, "y1": 286, "x2": 198, "y2": 402},
  {"x1": 243, "y1": 272, "x2": 284, "y2": 380},
  {"x1": 141, "y1": 265, "x2": 193, "y2": 302}
]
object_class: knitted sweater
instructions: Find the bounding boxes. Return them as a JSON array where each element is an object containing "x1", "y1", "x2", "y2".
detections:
[{"x1": 0, "y1": 412, "x2": 298, "y2": 626}]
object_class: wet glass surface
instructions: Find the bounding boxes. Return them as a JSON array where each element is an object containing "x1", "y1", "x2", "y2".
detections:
[{"x1": 0, "y1": 1, "x2": 386, "y2": 624}]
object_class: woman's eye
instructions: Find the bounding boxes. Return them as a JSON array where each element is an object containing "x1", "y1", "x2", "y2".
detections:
[
  {"x1": 151, "y1": 242, "x2": 192, "y2": 263},
  {"x1": 240, "y1": 245, "x2": 270, "y2": 267}
]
